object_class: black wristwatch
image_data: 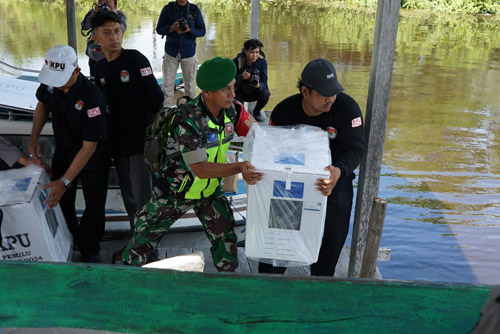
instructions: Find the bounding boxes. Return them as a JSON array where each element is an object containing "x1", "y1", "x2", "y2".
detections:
[{"x1": 60, "y1": 176, "x2": 73, "y2": 189}]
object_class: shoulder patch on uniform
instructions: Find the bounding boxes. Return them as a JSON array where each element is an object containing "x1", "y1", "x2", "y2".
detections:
[
  {"x1": 140, "y1": 67, "x2": 153, "y2": 77},
  {"x1": 351, "y1": 117, "x2": 362, "y2": 128},
  {"x1": 87, "y1": 106, "x2": 102, "y2": 118}
]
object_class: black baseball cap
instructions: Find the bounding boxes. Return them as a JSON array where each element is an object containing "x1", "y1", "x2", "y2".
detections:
[{"x1": 301, "y1": 58, "x2": 344, "y2": 97}]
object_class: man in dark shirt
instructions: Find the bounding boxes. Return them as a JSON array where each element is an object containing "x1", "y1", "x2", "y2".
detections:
[
  {"x1": 80, "y1": 0, "x2": 127, "y2": 77},
  {"x1": 29, "y1": 45, "x2": 110, "y2": 263},
  {"x1": 261, "y1": 58, "x2": 365, "y2": 277},
  {"x1": 156, "y1": 0, "x2": 206, "y2": 107},
  {"x1": 91, "y1": 11, "x2": 164, "y2": 231}
]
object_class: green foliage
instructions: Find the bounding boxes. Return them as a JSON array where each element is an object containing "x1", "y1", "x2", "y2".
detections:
[
  {"x1": 400, "y1": 0, "x2": 500, "y2": 13},
  {"x1": 10, "y1": 0, "x2": 500, "y2": 14}
]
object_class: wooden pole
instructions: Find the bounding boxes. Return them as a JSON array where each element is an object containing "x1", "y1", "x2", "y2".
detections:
[
  {"x1": 66, "y1": 0, "x2": 77, "y2": 51},
  {"x1": 250, "y1": 0, "x2": 260, "y2": 39},
  {"x1": 348, "y1": 0, "x2": 400, "y2": 278},
  {"x1": 360, "y1": 198, "x2": 388, "y2": 278}
]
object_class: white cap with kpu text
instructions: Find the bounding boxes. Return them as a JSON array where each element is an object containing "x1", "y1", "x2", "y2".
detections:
[{"x1": 38, "y1": 45, "x2": 78, "y2": 88}]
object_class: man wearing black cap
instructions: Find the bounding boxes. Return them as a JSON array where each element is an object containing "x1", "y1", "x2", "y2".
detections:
[
  {"x1": 260, "y1": 58, "x2": 365, "y2": 277},
  {"x1": 119, "y1": 57, "x2": 261, "y2": 271}
]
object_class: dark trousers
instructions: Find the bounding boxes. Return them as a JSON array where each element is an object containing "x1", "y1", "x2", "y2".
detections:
[
  {"x1": 54, "y1": 165, "x2": 109, "y2": 257},
  {"x1": 258, "y1": 178, "x2": 354, "y2": 277},
  {"x1": 235, "y1": 88, "x2": 270, "y2": 115},
  {"x1": 114, "y1": 154, "x2": 153, "y2": 232}
]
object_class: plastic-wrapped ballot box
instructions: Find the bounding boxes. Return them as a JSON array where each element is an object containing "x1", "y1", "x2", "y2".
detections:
[
  {"x1": 0, "y1": 165, "x2": 72, "y2": 262},
  {"x1": 243, "y1": 124, "x2": 332, "y2": 265}
]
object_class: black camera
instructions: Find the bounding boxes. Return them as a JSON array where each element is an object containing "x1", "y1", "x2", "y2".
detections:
[
  {"x1": 99, "y1": 3, "x2": 108, "y2": 10},
  {"x1": 178, "y1": 18, "x2": 188, "y2": 31},
  {"x1": 250, "y1": 68, "x2": 260, "y2": 86}
]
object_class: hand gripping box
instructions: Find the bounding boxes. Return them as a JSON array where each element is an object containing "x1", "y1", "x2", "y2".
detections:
[
  {"x1": 243, "y1": 125, "x2": 331, "y2": 265},
  {"x1": 0, "y1": 165, "x2": 72, "y2": 262}
]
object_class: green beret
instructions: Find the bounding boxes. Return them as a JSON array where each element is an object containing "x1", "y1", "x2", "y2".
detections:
[{"x1": 196, "y1": 57, "x2": 236, "y2": 92}]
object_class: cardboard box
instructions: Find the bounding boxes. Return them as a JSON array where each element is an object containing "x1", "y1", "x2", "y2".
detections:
[
  {"x1": 222, "y1": 151, "x2": 239, "y2": 193},
  {"x1": 243, "y1": 125, "x2": 331, "y2": 265},
  {"x1": 0, "y1": 166, "x2": 72, "y2": 262}
]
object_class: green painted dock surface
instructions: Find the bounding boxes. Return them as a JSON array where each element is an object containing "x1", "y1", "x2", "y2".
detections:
[{"x1": 0, "y1": 261, "x2": 490, "y2": 334}]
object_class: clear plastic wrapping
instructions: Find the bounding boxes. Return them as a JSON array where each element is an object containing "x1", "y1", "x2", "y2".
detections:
[
  {"x1": 0, "y1": 165, "x2": 72, "y2": 262},
  {"x1": 243, "y1": 124, "x2": 332, "y2": 267}
]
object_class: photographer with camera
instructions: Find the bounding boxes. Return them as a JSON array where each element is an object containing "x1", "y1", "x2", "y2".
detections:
[
  {"x1": 233, "y1": 39, "x2": 270, "y2": 123},
  {"x1": 81, "y1": 0, "x2": 127, "y2": 77},
  {"x1": 156, "y1": 0, "x2": 206, "y2": 107}
]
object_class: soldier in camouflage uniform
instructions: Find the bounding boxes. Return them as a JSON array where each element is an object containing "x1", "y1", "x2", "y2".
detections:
[{"x1": 121, "y1": 57, "x2": 262, "y2": 271}]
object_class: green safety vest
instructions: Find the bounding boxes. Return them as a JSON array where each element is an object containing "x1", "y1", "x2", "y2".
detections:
[{"x1": 184, "y1": 111, "x2": 235, "y2": 199}]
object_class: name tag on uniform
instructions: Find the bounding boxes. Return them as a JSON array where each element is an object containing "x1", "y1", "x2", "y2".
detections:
[
  {"x1": 87, "y1": 107, "x2": 101, "y2": 118},
  {"x1": 351, "y1": 117, "x2": 362, "y2": 128},
  {"x1": 140, "y1": 67, "x2": 153, "y2": 76}
]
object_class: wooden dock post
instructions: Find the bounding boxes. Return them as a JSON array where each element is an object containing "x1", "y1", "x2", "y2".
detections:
[
  {"x1": 348, "y1": 0, "x2": 400, "y2": 278},
  {"x1": 66, "y1": 0, "x2": 77, "y2": 51},
  {"x1": 360, "y1": 198, "x2": 388, "y2": 278},
  {"x1": 250, "y1": 0, "x2": 260, "y2": 39}
]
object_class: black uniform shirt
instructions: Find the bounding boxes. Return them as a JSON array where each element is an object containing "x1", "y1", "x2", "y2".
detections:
[
  {"x1": 36, "y1": 74, "x2": 109, "y2": 171},
  {"x1": 94, "y1": 49, "x2": 164, "y2": 157},
  {"x1": 270, "y1": 92, "x2": 364, "y2": 180}
]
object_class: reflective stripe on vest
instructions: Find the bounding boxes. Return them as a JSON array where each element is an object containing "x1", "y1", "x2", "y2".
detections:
[{"x1": 184, "y1": 112, "x2": 234, "y2": 199}]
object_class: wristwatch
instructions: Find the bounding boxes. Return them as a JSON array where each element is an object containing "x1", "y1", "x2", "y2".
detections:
[{"x1": 60, "y1": 176, "x2": 73, "y2": 189}]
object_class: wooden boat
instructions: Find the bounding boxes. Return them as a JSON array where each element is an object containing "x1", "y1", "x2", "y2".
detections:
[{"x1": 0, "y1": 260, "x2": 491, "y2": 333}]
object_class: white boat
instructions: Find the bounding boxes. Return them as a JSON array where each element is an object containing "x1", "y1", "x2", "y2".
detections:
[{"x1": 0, "y1": 72, "x2": 247, "y2": 236}]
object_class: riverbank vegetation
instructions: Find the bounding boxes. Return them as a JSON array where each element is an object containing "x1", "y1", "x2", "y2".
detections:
[{"x1": 10, "y1": 0, "x2": 500, "y2": 15}]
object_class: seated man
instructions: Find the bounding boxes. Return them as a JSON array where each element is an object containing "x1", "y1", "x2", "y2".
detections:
[{"x1": 233, "y1": 39, "x2": 270, "y2": 123}]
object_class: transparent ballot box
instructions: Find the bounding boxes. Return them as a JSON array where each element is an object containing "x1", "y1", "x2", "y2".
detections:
[{"x1": 243, "y1": 125, "x2": 331, "y2": 266}]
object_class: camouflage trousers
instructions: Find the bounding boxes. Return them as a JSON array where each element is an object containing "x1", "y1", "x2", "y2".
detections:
[{"x1": 122, "y1": 186, "x2": 238, "y2": 271}]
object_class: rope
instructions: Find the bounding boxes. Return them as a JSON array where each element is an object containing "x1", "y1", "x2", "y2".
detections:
[
  {"x1": 228, "y1": 197, "x2": 246, "y2": 222},
  {"x1": 0, "y1": 60, "x2": 40, "y2": 73}
]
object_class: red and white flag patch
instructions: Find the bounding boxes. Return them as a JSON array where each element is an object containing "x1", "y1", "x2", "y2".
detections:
[
  {"x1": 140, "y1": 67, "x2": 153, "y2": 77},
  {"x1": 87, "y1": 107, "x2": 101, "y2": 118},
  {"x1": 351, "y1": 117, "x2": 362, "y2": 128}
]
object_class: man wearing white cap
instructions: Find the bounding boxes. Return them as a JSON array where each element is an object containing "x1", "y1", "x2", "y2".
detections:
[
  {"x1": 260, "y1": 58, "x2": 365, "y2": 277},
  {"x1": 29, "y1": 45, "x2": 110, "y2": 263}
]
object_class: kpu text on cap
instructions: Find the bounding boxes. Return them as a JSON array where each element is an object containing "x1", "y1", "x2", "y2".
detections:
[
  {"x1": 196, "y1": 57, "x2": 236, "y2": 92},
  {"x1": 301, "y1": 58, "x2": 344, "y2": 97},
  {"x1": 38, "y1": 45, "x2": 78, "y2": 88}
]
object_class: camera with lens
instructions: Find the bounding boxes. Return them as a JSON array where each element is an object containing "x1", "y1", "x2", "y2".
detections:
[
  {"x1": 178, "y1": 18, "x2": 188, "y2": 31},
  {"x1": 99, "y1": 3, "x2": 108, "y2": 10},
  {"x1": 250, "y1": 68, "x2": 260, "y2": 86}
]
